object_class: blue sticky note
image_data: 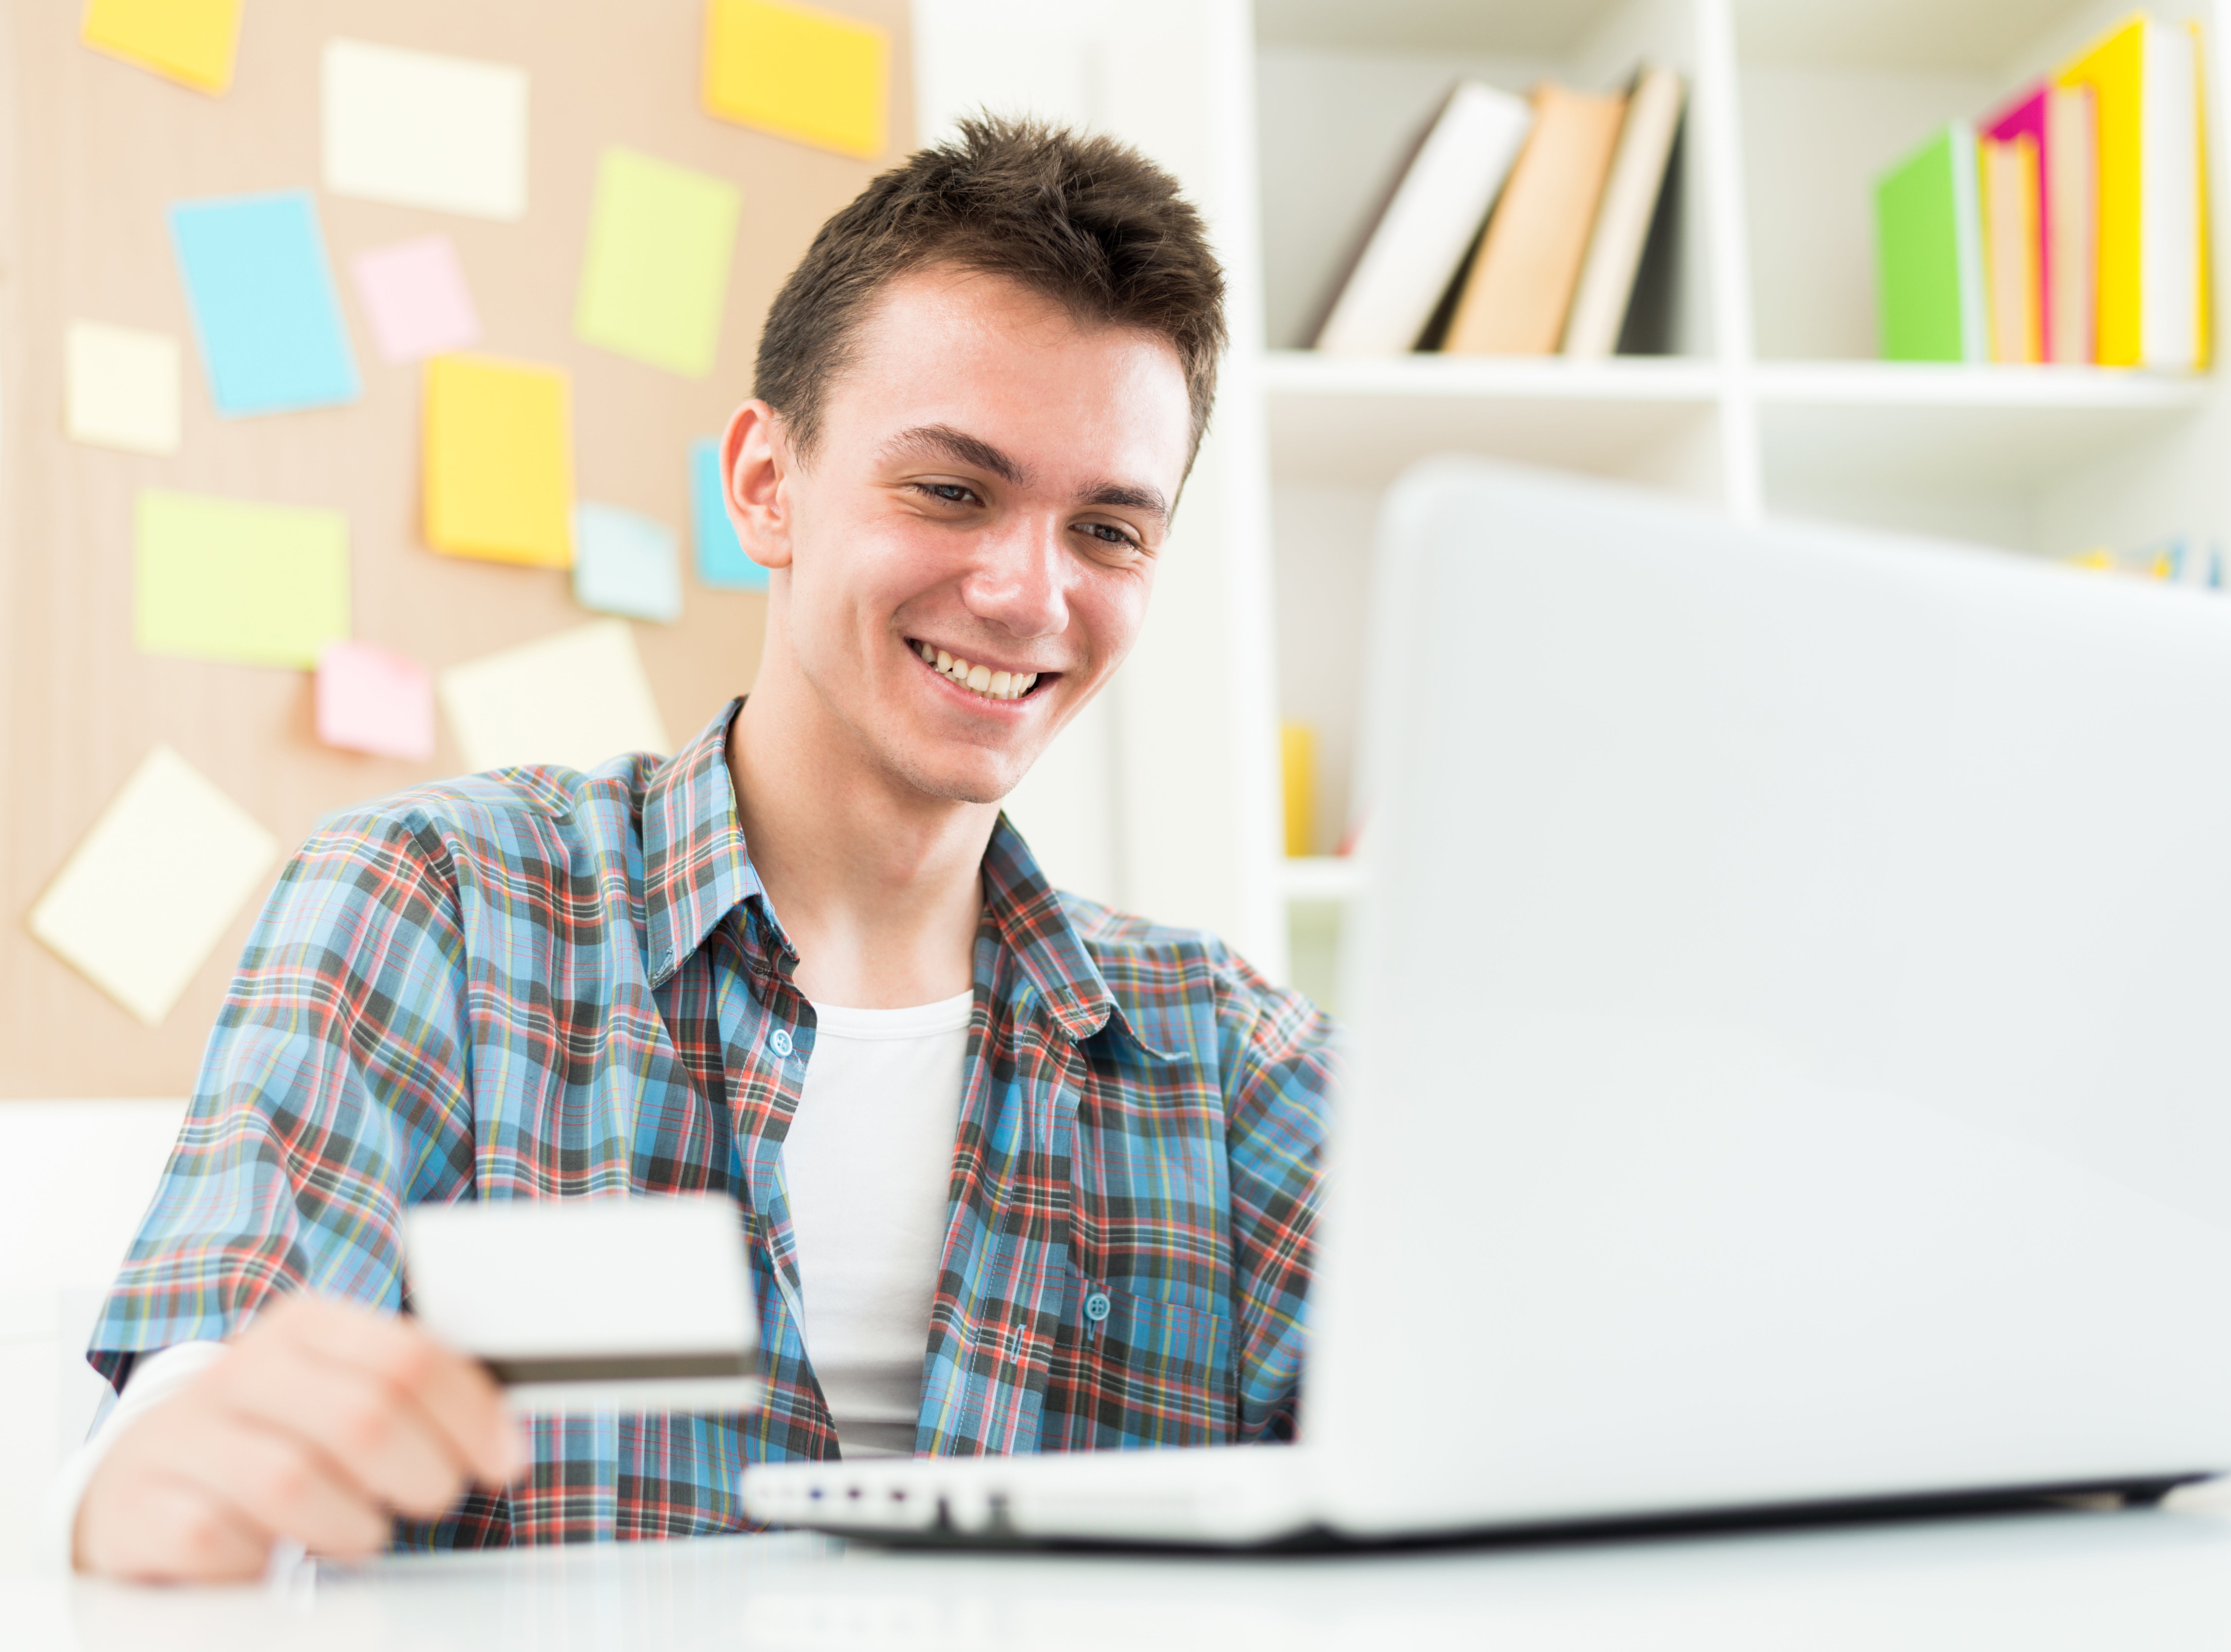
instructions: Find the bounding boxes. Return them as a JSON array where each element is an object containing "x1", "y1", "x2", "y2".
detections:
[
  {"x1": 691, "y1": 436, "x2": 766, "y2": 591},
  {"x1": 573, "y1": 502, "x2": 683, "y2": 624},
  {"x1": 168, "y1": 190, "x2": 361, "y2": 416}
]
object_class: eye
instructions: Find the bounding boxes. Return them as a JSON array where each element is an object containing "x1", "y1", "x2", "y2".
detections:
[
  {"x1": 1077, "y1": 521, "x2": 1138, "y2": 550},
  {"x1": 914, "y1": 481, "x2": 981, "y2": 507}
]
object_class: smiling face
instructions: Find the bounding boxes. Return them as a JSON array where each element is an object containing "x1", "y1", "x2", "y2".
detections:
[{"x1": 723, "y1": 265, "x2": 1195, "y2": 806}]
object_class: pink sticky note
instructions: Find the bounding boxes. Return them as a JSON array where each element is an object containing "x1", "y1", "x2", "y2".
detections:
[
  {"x1": 317, "y1": 640, "x2": 436, "y2": 761},
  {"x1": 350, "y1": 237, "x2": 481, "y2": 363}
]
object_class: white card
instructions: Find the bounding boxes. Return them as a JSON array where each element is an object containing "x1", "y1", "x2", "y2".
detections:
[
  {"x1": 65, "y1": 320, "x2": 182, "y2": 455},
  {"x1": 438, "y1": 618, "x2": 670, "y2": 775},
  {"x1": 29, "y1": 747, "x2": 278, "y2": 1025},
  {"x1": 403, "y1": 1195, "x2": 760, "y2": 1414},
  {"x1": 323, "y1": 39, "x2": 529, "y2": 221}
]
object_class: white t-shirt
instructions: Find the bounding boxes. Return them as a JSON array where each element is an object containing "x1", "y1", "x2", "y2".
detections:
[{"x1": 782, "y1": 990, "x2": 974, "y2": 1458}]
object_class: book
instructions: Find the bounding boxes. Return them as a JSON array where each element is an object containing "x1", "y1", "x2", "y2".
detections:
[
  {"x1": 2057, "y1": 15, "x2": 2203, "y2": 369},
  {"x1": 1874, "y1": 122, "x2": 1986, "y2": 362},
  {"x1": 2046, "y1": 84, "x2": 2097, "y2": 365},
  {"x1": 1443, "y1": 83, "x2": 1629, "y2": 356},
  {"x1": 1980, "y1": 134, "x2": 2042, "y2": 363},
  {"x1": 1312, "y1": 81, "x2": 1534, "y2": 355},
  {"x1": 1280, "y1": 722, "x2": 1316, "y2": 857},
  {"x1": 1562, "y1": 66, "x2": 1685, "y2": 359}
]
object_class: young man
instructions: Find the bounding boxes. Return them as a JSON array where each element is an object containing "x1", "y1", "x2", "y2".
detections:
[{"x1": 64, "y1": 119, "x2": 1333, "y2": 1580}]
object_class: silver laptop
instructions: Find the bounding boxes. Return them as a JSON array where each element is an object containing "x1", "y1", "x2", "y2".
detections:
[{"x1": 743, "y1": 459, "x2": 2231, "y2": 1546}]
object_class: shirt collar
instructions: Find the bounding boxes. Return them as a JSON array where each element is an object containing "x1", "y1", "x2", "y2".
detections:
[
  {"x1": 641, "y1": 698, "x2": 1171, "y2": 1058},
  {"x1": 641, "y1": 699, "x2": 763, "y2": 987}
]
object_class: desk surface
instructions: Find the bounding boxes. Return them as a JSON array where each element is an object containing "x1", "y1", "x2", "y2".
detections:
[{"x1": 10, "y1": 1500, "x2": 2231, "y2": 1650}]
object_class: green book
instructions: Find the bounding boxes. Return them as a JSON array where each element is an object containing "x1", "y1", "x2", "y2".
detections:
[{"x1": 1874, "y1": 122, "x2": 1986, "y2": 362}]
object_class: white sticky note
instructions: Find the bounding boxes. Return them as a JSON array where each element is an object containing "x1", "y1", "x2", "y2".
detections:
[
  {"x1": 29, "y1": 747, "x2": 279, "y2": 1025},
  {"x1": 439, "y1": 620, "x2": 670, "y2": 774},
  {"x1": 65, "y1": 321, "x2": 182, "y2": 454},
  {"x1": 323, "y1": 39, "x2": 529, "y2": 221}
]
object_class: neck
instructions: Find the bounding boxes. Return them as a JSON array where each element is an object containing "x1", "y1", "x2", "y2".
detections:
[{"x1": 727, "y1": 668, "x2": 994, "y2": 1011}]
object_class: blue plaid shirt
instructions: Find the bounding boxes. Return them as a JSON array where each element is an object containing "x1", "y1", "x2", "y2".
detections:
[{"x1": 90, "y1": 700, "x2": 1334, "y2": 1546}]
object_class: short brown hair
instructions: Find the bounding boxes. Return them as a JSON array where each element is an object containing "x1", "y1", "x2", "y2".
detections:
[{"x1": 754, "y1": 115, "x2": 1227, "y2": 470}]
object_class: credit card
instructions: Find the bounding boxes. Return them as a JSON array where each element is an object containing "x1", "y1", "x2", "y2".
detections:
[{"x1": 403, "y1": 1194, "x2": 760, "y2": 1414}]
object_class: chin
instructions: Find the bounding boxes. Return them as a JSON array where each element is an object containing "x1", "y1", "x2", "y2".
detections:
[{"x1": 884, "y1": 742, "x2": 1031, "y2": 808}]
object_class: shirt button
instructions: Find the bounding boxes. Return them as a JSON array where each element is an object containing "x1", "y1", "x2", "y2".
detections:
[
  {"x1": 1084, "y1": 1291, "x2": 1111, "y2": 1324},
  {"x1": 769, "y1": 1028, "x2": 794, "y2": 1058}
]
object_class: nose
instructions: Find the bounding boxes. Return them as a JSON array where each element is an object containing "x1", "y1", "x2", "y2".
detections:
[{"x1": 959, "y1": 511, "x2": 1069, "y2": 641}]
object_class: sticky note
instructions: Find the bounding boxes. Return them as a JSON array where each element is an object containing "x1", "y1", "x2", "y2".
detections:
[
  {"x1": 439, "y1": 620, "x2": 670, "y2": 774},
  {"x1": 574, "y1": 504, "x2": 683, "y2": 624},
  {"x1": 136, "y1": 490, "x2": 351, "y2": 669},
  {"x1": 352, "y1": 237, "x2": 481, "y2": 363},
  {"x1": 65, "y1": 321, "x2": 181, "y2": 454},
  {"x1": 169, "y1": 191, "x2": 361, "y2": 417},
  {"x1": 317, "y1": 640, "x2": 436, "y2": 761},
  {"x1": 574, "y1": 148, "x2": 741, "y2": 377},
  {"x1": 703, "y1": 0, "x2": 889, "y2": 159},
  {"x1": 424, "y1": 354, "x2": 574, "y2": 567},
  {"x1": 323, "y1": 39, "x2": 530, "y2": 221},
  {"x1": 29, "y1": 746, "x2": 278, "y2": 1025},
  {"x1": 691, "y1": 437, "x2": 767, "y2": 590},
  {"x1": 81, "y1": 0, "x2": 242, "y2": 95}
]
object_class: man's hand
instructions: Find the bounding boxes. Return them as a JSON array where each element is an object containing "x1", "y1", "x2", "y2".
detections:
[{"x1": 74, "y1": 1294, "x2": 526, "y2": 1582}]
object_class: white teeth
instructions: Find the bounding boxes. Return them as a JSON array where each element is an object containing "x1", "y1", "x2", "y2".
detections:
[{"x1": 916, "y1": 641, "x2": 1040, "y2": 701}]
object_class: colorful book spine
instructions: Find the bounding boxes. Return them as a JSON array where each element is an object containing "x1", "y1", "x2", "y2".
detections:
[
  {"x1": 2055, "y1": 13, "x2": 2204, "y2": 369},
  {"x1": 1875, "y1": 122, "x2": 1986, "y2": 363}
]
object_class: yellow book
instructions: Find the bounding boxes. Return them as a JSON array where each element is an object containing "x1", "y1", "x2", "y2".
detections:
[
  {"x1": 702, "y1": 0, "x2": 889, "y2": 160},
  {"x1": 1280, "y1": 722, "x2": 1316, "y2": 858},
  {"x1": 424, "y1": 355, "x2": 576, "y2": 568},
  {"x1": 81, "y1": 0, "x2": 241, "y2": 95},
  {"x1": 2056, "y1": 13, "x2": 2206, "y2": 369}
]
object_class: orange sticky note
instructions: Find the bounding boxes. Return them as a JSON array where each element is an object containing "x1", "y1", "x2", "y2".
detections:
[
  {"x1": 423, "y1": 353, "x2": 575, "y2": 567},
  {"x1": 82, "y1": 0, "x2": 243, "y2": 95},
  {"x1": 702, "y1": 0, "x2": 888, "y2": 160}
]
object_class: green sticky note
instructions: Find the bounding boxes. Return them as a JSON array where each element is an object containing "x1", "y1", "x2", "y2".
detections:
[
  {"x1": 574, "y1": 147, "x2": 741, "y2": 377},
  {"x1": 136, "y1": 490, "x2": 351, "y2": 669},
  {"x1": 1874, "y1": 122, "x2": 1986, "y2": 363}
]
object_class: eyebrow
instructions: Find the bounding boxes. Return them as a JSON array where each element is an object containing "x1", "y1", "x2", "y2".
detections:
[
  {"x1": 878, "y1": 423, "x2": 1028, "y2": 486},
  {"x1": 1081, "y1": 481, "x2": 1169, "y2": 525}
]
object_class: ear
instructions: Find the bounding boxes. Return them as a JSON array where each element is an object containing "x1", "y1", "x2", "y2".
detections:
[{"x1": 722, "y1": 399, "x2": 794, "y2": 572}]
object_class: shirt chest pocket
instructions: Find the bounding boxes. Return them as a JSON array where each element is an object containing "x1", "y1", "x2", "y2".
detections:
[{"x1": 1051, "y1": 1269, "x2": 1236, "y2": 1450}]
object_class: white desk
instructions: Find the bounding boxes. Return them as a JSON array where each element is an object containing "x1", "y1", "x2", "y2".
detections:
[{"x1": 9, "y1": 1501, "x2": 2231, "y2": 1651}]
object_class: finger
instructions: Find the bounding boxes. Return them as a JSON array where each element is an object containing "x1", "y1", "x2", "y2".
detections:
[
  {"x1": 217, "y1": 1336, "x2": 467, "y2": 1517},
  {"x1": 78, "y1": 1471, "x2": 271, "y2": 1583},
  {"x1": 268, "y1": 1296, "x2": 523, "y2": 1484},
  {"x1": 150, "y1": 1406, "x2": 392, "y2": 1559}
]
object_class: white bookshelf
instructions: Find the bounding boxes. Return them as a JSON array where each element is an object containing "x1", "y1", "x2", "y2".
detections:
[{"x1": 912, "y1": 0, "x2": 2230, "y2": 1003}]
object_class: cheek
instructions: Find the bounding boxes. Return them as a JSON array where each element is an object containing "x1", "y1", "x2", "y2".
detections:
[{"x1": 1072, "y1": 567, "x2": 1154, "y2": 678}]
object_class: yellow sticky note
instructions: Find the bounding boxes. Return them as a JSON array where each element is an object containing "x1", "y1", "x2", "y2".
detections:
[
  {"x1": 574, "y1": 149, "x2": 741, "y2": 378},
  {"x1": 81, "y1": 0, "x2": 243, "y2": 96},
  {"x1": 136, "y1": 490, "x2": 351, "y2": 669},
  {"x1": 703, "y1": 0, "x2": 889, "y2": 160},
  {"x1": 424, "y1": 353, "x2": 575, "y2": 566},
  {"x1": 29, "y1": 747, "x2": 278, "y2": 1025}
]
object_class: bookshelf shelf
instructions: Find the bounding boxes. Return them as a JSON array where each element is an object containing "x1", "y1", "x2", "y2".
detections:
[
  {"x1": 1264, "y1": 351, "x2": 1723, "y2": 486},
  {"x1": 1278, "y1": 855, "x2": 1369, "y2": 903},
  {"x1": 1750, "y1": 362, "x2": 2211, "y2": 410}
]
